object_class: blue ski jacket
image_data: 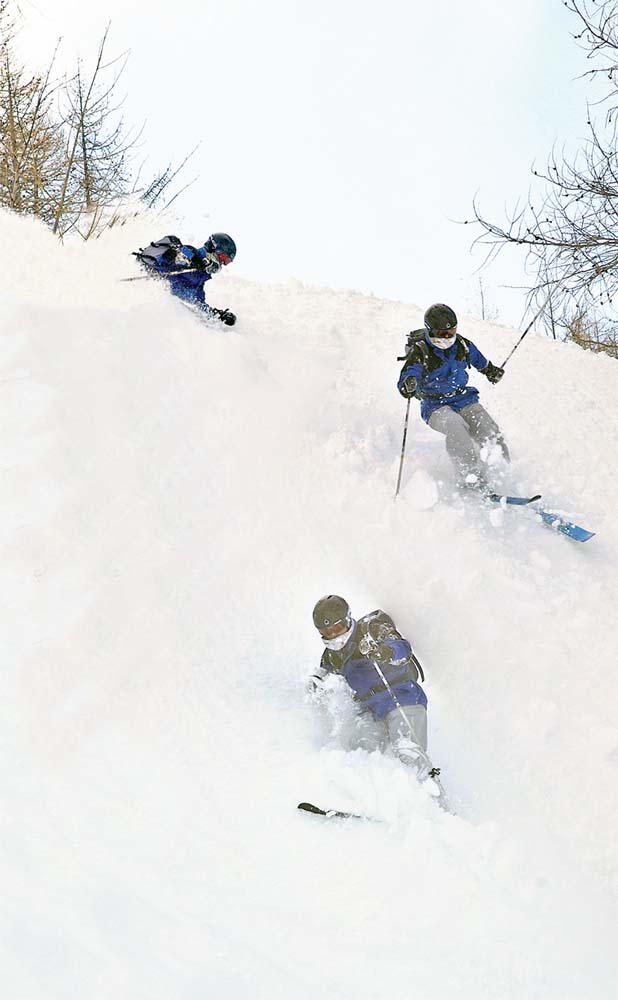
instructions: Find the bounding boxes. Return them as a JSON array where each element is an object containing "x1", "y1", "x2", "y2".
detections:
[
  {"x1": 151, "y1": 244, "x2": 214, "y2": 308},
  {"x1": 397, "y1": 332, "x2": 489, "y2": 423},
  {"x1": 314, "y1": 610, "x2": 427, "y2": 719}
]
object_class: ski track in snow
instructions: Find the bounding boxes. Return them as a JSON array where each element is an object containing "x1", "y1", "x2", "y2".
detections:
[{"x1": 1, "y1": 209, "x2": 617, "y2": 999}]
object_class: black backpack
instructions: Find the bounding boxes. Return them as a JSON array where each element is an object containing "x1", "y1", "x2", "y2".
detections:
[
  {"x1": 133, "y1": 235, "x2": 182, "y2": 267},
  {"x1": 397, "y1": 328, "x2": 431, "y2": 364}
]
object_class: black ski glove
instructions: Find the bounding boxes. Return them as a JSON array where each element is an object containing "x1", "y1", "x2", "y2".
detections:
[
  {"x1": 484, "y1": 362, "x2": 504, "y2": 384},
  {"x1": 399, "y1": 375, "x2": 418, "y2": 398},
  {"x1": 214, "y1": 308, "x2": 236, "y2": 326}
]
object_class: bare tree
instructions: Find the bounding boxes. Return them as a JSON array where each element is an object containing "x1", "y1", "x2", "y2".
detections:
[
  {"x1": 471, "y1": 1, "x2": 618, "y2": 349},
  {"x1": 0, "y1": 3, "x2": 66, "y2": 224},
  {"x1": 1, "y1": 5, "x2": 199, "y2": 239},
  {"x1": 52, "y1": 24, "x2": 140, "y2": 238},
  {"x1": 138, "y1": 145, "x2": 200, "y2": 212}
]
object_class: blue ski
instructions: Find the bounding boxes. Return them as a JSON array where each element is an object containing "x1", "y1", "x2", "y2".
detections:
[
  {"x1": 487, "y1": 493, "x2": 542, "y2": 506},
  {"x1": 534, "y1": 508, "x2": 595, "y2": 543},
  {"x1": 487, "y1": 493, "x2": 595, "y2": 542}
]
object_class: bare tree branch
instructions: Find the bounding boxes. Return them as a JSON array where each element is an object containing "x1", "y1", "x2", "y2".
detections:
[
  {"x1": 470, "y1": 1, "x2": 618, "y2": 351},
  {"x1": 1, "y1": 7, "x2": 200, "y2": 239}
]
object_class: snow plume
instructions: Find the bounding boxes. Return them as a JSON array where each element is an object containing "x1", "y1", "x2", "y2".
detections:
[{"x1": 1, "y1": 208, "x2": 617, "y2": 998}]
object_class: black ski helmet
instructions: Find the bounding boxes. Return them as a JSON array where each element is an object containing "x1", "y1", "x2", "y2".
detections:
[
  {"x1": 312, "y1": 595, "x2": 350, "y2": 632},
  {"x1": 424, "y1": 303, "x2": 458, "y2": 334},
  {"x1": 204, "y1": 232, "x2": 237, "y2": 263}
]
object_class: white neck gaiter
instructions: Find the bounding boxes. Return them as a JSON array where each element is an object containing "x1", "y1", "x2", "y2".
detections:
[{"x1": 429, "y1": 335, "x2": 456, "y2": 350}]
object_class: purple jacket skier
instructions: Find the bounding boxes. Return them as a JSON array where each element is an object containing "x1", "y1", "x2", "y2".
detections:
[
  {"x1": 134, "y1": 232, "x2": 237, "y2": 326},
  {"x1": 311, "y1": 595, "x2": 445, "y2": 802}
]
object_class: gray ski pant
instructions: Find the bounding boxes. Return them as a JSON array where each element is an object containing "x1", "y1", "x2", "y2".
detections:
[
  {"x1": 427, "y1": 401, "x2": 509, "y2": 481},
  {"x1": 352, "y1": 704, "x2": 435, "y2": 777}
]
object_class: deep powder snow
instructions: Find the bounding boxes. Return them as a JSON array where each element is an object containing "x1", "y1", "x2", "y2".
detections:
[{"x1": 1, "y1": 210, "x2": 617, "y2": 999}]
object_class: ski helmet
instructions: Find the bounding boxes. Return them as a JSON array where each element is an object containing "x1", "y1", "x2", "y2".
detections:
[
  {"x1": 424, "y1": 303, "x2": 458, "y2": 334},
  {"x1": 312, "y1": 595, "x2": 350, "y2": 632},
  {"x1": 204, "y1": 232, "x2": 237, "y2": 264}
]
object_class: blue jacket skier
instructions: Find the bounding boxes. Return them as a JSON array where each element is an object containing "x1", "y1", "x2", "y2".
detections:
[
  {"x1": 134, "y1": 233, "x2": 237, "y2": 326},
  {"x1": 397, "y1": 303, "x2": 508, "y2": 488},
  {"x1": 311, "y1": 595, "x2": 444, "y2": 799}
]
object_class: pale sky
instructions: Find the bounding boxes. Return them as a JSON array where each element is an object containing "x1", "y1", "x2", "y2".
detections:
[{"x1": 13, "y1": 0, "x2": 595, "y2": 326}]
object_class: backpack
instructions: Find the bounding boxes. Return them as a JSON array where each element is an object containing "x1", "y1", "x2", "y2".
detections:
[
  {"x1": 133, "y1": 235, "x2": 182, "y2": 268},
  {"x1": 397, "y1": 328, "x2": 431, "y2": 364}
]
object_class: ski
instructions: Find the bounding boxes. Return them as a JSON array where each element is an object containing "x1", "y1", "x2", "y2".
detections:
[
  {"x1": 487, "y1": 492, "x2": 595, "y2": 542},
  {"x1": 487, "y1": 492, "x2": 542, "y2": 506},
  {"x1": 297, "y1": 801, "x2": 375, "y2": 821},
  {"x1": 534, "y1": 508, "x2": 595, "y2": 543}
]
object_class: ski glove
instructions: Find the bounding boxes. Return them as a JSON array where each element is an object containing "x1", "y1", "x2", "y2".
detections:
[
  {"x1": 483, "y1": 362, "x2": 504, "y2": 384},
  {"x1": 400, "y1": 375, "x2": 418, "y2": 398},
  {"x1": 213, "y1": 308, "x2": 236, "y2": 327},
  {"x1": 370, "y1": 643, "x2": 394, "y2": 664}
]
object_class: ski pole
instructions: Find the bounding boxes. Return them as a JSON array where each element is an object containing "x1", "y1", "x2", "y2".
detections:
[
  {"x1": 370, "y1": 658, "x2": 417, "y2": 741},
  {"x1": 119, "y1": 266, "x2": 200, "y2": 283},
  {"x1": 394, "y1": 398, "x2": 411, "y2": 500},
  {"x1": 500, "y1": 293, "x2": 553, "y2": 368}
]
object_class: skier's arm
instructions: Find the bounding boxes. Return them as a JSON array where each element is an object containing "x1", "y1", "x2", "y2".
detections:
[
  {"x1": 361, "y1": 614, "x2": 423, "y2": 678},
  {"x1": 197, "y1": 303, "x2": 237, "y2": 326},
  {"x1": 397, "y1": 358, "x2": 424, "y2": 398},
  {"x1": 174, "y1": 245, "x2": 204, "y2": 270},
  {"x1": 468, "y1": 342, "x2": 505, "y2": 383},
  {"x1": 361, "y1": 617, "x2": 412, "y2": 665},
  {"x1": 310, "y1": 665, "x2": 329, "y2": 685},
  {"x1": 468, "y1": 341, "x2": 489, "y2": 371},
  {"x1": 482, "y1": 361, "x2": 504, "y2": 383},
  {"x1": 309, "y1": 653, "x2": 332, "y2": 689},
  {"x1": 371, "y1": 636, "x2": 423, "y2": 681},
  {"x1": 371, "y1": 635, "x2": 412, "y2": 664}
]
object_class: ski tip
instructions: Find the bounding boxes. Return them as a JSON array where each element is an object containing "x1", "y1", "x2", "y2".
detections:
[
  {"x1": 298, "y1": 801, "x2": 327, "y2": 815},
  {"x1": 529, "y1": 494, "x2": 542, "y2": 502},
  {"x1": 536, "y1": 510, "x2": 596, "y2": 542},
  {"x1": 567, "y1": 528, "x2": 596, "y2": 542}
]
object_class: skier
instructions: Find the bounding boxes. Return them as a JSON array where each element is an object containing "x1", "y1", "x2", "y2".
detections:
[
  {"x1": 133, "y1": 232, "x2": 237, "y2": 326},
  {"x1": 397, "y1": 303, "x2": 508, "y2": 490},
  {"x1": 310, "y1": 595, "x2": 444, "y2": 800}
]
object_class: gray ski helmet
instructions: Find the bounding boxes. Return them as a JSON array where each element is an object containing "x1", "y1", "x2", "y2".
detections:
[
  {"x1": 424, "y1": 303, "x2": 458, "y2": 334},
  {"x1": 312, "y1": 595, "x2": 350, "y2": 632},
  {"x1": 204, "y1": 232, "x2": 236, "y2": 264}
]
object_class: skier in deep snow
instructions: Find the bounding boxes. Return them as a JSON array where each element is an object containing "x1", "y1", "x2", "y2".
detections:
[
  {"x1": 310, "y1": 595, "x2": 444, "y2": 800},
  {"x1": 133, "y1": 232, "x2": 237, "y2": 326},
  {"x1": 397, "y1": 303, "x2": 508, "y2": 490}
]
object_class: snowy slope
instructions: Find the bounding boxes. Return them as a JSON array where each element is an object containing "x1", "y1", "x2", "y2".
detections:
[{"x1": 1, "y1": 209, "x2": 617, "y2": 999}]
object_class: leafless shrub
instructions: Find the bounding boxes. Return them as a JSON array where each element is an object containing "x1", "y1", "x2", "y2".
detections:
[
  {"x1": 470, "y1": 1, "x2": 618, "y2": 353},
  {"x1": 567, "y1": 305, "x2": 618, "y2": 358},
  {"x1": 0, "y1": 4, "x2": 197, "y2": 239}
]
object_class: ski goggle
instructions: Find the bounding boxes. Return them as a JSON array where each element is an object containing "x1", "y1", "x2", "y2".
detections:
[
  {"x1": 319, "y1": 617, "x2": 351, "y2": 640},
  {"x1": 215, "y1": 250, "x2": 233, "y2": 266},
  {"x1": 430, "y1": 327, "x2": 457, "y2": 340}
]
